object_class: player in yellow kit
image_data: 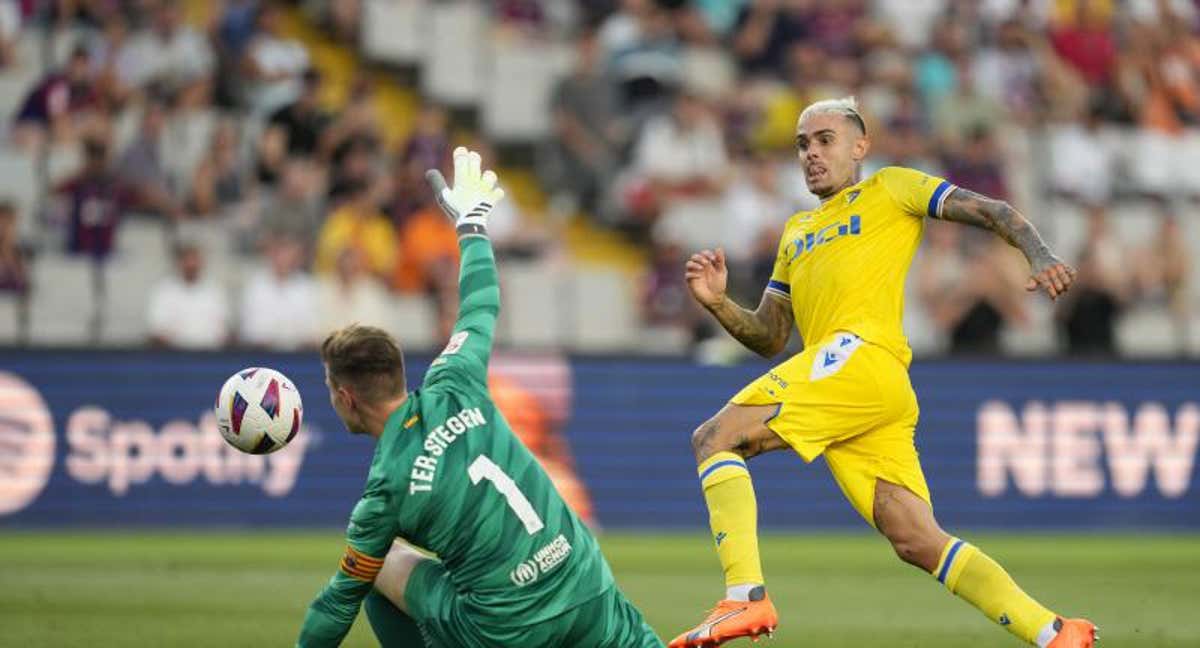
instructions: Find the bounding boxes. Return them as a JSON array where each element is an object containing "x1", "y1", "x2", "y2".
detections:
[{"x1": 670, "y1": 97, "x2": 1098, "y2": 648}]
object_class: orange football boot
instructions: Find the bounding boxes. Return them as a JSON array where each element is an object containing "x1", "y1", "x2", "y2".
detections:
[
  {"x1": 669, "y1": 587, "x2": 778, "y2": 648},
  {"x1": 1047, "y1": 617, "x2": 1099, "y2": 648}
]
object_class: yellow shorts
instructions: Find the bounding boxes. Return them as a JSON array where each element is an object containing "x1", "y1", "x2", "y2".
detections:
[{"x1": 729, "y1": 331, "x2": 930, "y2": 526}]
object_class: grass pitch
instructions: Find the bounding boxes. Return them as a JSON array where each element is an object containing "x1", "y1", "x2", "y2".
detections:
[{"x1": 0, "y1": 531, "x2": 1195, "y2": 647}]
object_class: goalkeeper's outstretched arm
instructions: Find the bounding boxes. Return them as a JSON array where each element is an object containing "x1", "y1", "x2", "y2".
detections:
[{"x1": 422, "y1": 147, "x2": 506, "y2": 390}]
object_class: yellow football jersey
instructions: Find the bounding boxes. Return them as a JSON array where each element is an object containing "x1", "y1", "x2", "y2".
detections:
[{"x1": 766, "y1": 166, "x2": 956, "y2": 367}]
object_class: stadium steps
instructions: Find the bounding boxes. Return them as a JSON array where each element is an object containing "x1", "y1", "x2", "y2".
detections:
[{"x1": 245, "y1": 0, "x2": 647, "y2": 275}]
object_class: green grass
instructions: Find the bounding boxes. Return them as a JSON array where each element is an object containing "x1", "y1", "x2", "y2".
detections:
[{"x1": 0, "y1": 532, "x2": 1196, "y2": 647}]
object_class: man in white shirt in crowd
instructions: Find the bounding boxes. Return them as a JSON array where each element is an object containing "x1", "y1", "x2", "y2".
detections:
[
  {"x1": 121, "y1": 0, "x2": 214, "y2": 105},
  {"x1": 317, "y1": 247, "x2": 390, "y2": 335},
  {"x1": 146, "y1": 241, "x2": 229, "y2": 349},
  {"x1": 239, "y1": 235, "x2": 318, "y2": 350}
]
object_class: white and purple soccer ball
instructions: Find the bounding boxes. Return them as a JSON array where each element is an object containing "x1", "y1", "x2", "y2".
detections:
[{"x1": 214, "y1": 367, "x2": 303, "y2": 455}]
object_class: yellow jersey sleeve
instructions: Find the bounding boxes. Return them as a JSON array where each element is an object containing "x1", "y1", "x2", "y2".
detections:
[
  {"x1": 877, "y1": 166, "x2": 956, "y2": 220},
  {"x1": 764, "y1": 226, "x2": 792, "y2": 301}
]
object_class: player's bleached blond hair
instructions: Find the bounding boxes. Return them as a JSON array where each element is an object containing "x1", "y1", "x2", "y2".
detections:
[{"x1": 798, "y1": 96, "x2": 867, "y2": 135}]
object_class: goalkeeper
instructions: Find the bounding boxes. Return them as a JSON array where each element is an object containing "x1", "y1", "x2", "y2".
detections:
[{"x1": 296, "y1": 147, "x2": 662, "y2": 648}]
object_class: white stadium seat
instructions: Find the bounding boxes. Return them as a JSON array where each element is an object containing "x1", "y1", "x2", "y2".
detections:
[
  {"x1": 0, "y1": 147, "x2": 38, "y2": 237},
  {"x1": 29, "y1": 253, "x2": 95, "y2": 345},
  {"x1": 361, "y1": 0, "x2": 427, "y2": 65},
  {"x1": 568, "y1": 268, "x2": 638, "y2": 351},
  {"x1": 421, "y1": 1, "x2": 485, "y2": 106},
  {"x1": 497, "y1": 260, "x2": 562, "y2": 348},
  {"x1": 389, "y1": 295, "x2": 437, "y2": 350},
  {"x1": 99, "y1": 251, "x2": 165, "y2": 346},
  {"x1": 1001, "y1": 296, "x2": 1058, "y2": 356},
  {"x1": 482, "y1": 39, "x2": 571, "y2": 141},
  {"x1": 1116, "y1": 304, "x2": 1184, "y2": 357},
  {"x1": 0, "y1": 294, "x2": 21, "y2": 343}
]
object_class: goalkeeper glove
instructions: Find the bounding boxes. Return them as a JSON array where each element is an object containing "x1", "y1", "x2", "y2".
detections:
[{"x1": 425, "y1": 146, "x2": 505, "y2": 235}]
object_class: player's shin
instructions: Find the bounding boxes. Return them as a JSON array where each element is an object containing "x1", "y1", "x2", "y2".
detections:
[
  {"x1": 364, "y1": 590, "x2": 428, "y2": 648},
  {"x1": 698, "y1": 451, "x2": 764, "y2": 599},
  {"x1": 933, "y1": 537, "x2": 1059, "y2": 646}
]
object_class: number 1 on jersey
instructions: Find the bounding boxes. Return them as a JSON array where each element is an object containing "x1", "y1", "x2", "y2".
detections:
[{"x1": 467, "y1": 455, "x2": 545, "y2": 534}]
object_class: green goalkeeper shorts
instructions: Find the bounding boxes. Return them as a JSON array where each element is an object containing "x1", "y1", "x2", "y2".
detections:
[{"x1": 404, "y1": 559, "x2": 663, "y2": 648}]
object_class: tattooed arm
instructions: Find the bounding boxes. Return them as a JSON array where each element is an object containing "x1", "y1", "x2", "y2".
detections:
[
  {"x1": 939, "y1": 188, "x2": 1077, "y2": 300},
  {"x1": 685, "y1": 248, "x2": 794, "y2": 358}
]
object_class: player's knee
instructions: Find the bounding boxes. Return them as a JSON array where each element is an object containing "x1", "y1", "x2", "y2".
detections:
[
  {"x1": 691, "y1": 417, "x2": 733, "y2": 461},
  {"x1": 885, "y1": 530, "x2": 942, "y2": 572}
]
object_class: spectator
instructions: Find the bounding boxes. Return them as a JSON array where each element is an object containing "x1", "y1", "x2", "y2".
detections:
[
  {"x1": 731, "y1": 0, "x2": 812, "y2": 76},
  {"x1": 190, "y1": 119, "x2": 253, "y2": 216},
  {"x1": 915, "y1": 17, "x2": 967, "y2": 110},
  {"x1": 254, "y1": 158, "x2": 324, "y2": 252},
  {"x1": 0, "y1": 200, "x2": 28, "y2": 297},
  {"x1": 259, "y1": 68, "x2": 330, "y2": 184},
  {"x1": 116, "y1": 93, "x2": 185, "y2": 219},
  {"x1": 607, "y1": 3, "x2": 683, "y2": 116},
  {"x1": 972, "y1": 19, "x2": 1042, "y2": 121},
  {"x1": 89, "y1": 15, "x2": 136, "y2": 106},
  {"x1": 12, "y1": 45, "x2": 99, "y2": 150},
  {"x1": 1132, "y1": 212, "x2": 1191, "y2": 324},
  {"x1": 146, "y1": 242, "x2": 230, "y2": 349},
  {"x1": 628, "y1": 89, "x2": 729, "y2": 247},
  {"x1": 805, "y1": 0, "x2": 864, "y2": 57},
  {"x1": 916, "y1": 223, "x2": 1028, "y2": 354},
  {"x1": 391, "y1": 199, "x2": 456, "y2": 290},
  {"x1": 641, "y1": 239, "x2": 700, "y2": 336},
  {"x1": 721, "y1": 152, "x2": 788, "y2": 267},
  {"x1": 1048, "y1": 101, "x2": 1116, "y2": 206},
  {"x1": 217, "y1": 0, "x2": 261, "y2": 57},
  {"x1": 242, "y1": 1, "x2": 311, "y2": 115},
  {"x1": 941, "y1": 126, "x2": 1008, "y2": 202},
  {"x1": 239, "y1": 236, "x2": 319, "y2": 349},
  {"x1": 315, "y1": 180, "x2": 397, "y2": 279},
  {"x1": 321, "y1": 0, "x2": 364, "y2": 44},
  {"x1": 327, "y1": 137, "x2": 381, "y2": 204},
  {"x1": 932, "y1": 63, "x2": 1007, "y2": 152},
  {"x1": 747, "y1": 223, "x2": 783, "y2": 302},
  {"x1": 390, "y1": 190, "x2": 459, "y2": 337},
  {"x1": 1058, "y1": 206, "x2": 1128, "y2": 355},
  {"x1": 321, "y1": 76, "x2": 384, "y2": 165},
  {"x1": 55, "y1": 138, "x2": 131, "y2": 259},
  {"x1": 542, "y1": 28, "x2": 628, "y2": 214},
  {"x1": 1049, "y1": 1, "x2": 1117, "y2": 90},
  {"x1": 213, "y1": 0, "x2": 263, "y2": 108},
  {"x1": 864, "y1": 91, "x2": 943, "y2": 176},
  {"x1": 401, "y1": 103, "x2": 451, "y2": 176},
  {"x1": 120, "y1": 0, "x2": 214, "y2": 106},
  {"x1": 317, "y1": 247, "x2": 391, "y2": 334}
]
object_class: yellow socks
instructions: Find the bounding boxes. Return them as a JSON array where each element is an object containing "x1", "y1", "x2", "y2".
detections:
[
  {"x1": 935, "y1": 538, "x2": 1058, "y2": 646},
  {"x1": 698, "y1": 452, "x2": 764, "y2": 592}
]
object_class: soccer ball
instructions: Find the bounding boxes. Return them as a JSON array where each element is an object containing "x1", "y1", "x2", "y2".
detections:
[{"x1": 214, "y1": 367, "x2": 303, "y2": 454}]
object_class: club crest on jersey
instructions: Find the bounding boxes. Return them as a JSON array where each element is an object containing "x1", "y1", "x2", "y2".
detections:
[{"x1": 788, "y1": 214, "x2": 862, "y2": 260}]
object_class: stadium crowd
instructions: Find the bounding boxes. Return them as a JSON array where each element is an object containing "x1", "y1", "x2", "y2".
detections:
[{"x1": 0, "y1": 0, "x2": 1197, "y2": 356}]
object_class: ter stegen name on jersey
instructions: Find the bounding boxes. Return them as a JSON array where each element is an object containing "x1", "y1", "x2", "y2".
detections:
[{"x1": 408, "y1": 406, "x2": 487, "y2": 494}]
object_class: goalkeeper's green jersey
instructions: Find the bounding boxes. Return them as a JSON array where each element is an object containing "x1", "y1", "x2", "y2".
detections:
[{"x1": 297, "y1": 233, "x2": 614, "y2": 646}]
